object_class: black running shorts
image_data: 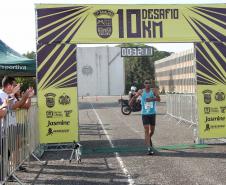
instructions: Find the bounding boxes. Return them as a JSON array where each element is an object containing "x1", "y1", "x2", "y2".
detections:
[{"x1": 142, "y1": 114, "x2": 156, "y2": 126}]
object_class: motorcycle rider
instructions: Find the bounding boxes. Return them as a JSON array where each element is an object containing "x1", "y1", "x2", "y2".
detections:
[
  {"x1": 128, "y1": 86, "x2": 139, "y2": 108},
  {"x1": 129, "y1": 86, "x2": 137, "y2": 101}
]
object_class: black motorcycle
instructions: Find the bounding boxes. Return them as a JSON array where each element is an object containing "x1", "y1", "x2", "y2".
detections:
[{"x1": 119, "y1": 98, "x2": 141, "y2": 115}]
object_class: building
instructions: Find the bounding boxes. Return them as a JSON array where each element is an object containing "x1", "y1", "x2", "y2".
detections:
[
  {"x1": 155, "y1": 48, "x2": 196, "y2": 93},
  {"x1": 77, "y1": 47, "x2": 125, "y2": 96}
]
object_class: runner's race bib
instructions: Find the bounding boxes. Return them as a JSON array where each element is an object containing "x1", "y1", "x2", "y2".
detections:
[{"x1": 144, "y1": 102, "x2": 153, "y2": 112}]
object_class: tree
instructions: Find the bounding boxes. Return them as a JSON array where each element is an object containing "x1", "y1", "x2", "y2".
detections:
[
  {"x1": 23, "y1": 51, "x2": 36, "y2": 59},
  {"x1": 16, "y1": 77, "x2": 36, "y2": 93},
  {"x1": 16, "y1": 51, "x2": 37, "y2": 93}
]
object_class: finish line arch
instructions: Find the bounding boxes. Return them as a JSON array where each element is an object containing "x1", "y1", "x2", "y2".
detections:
[{"x1": 35, "y1": 4, "x2": 226, "y2": 144}]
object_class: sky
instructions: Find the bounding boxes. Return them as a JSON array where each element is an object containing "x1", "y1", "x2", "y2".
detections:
[{"x1": 0, "y1": 0, "x2": 225, "y2": 54}]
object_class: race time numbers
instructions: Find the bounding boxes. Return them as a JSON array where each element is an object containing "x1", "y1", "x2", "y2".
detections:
[{"x1": 121, "y1": 47, "x2": 154, "y2": 57}]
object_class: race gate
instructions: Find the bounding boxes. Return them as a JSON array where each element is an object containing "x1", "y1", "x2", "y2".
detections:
[{"x1": 35, "y1": 4, "x2": 226, "y2": 145}]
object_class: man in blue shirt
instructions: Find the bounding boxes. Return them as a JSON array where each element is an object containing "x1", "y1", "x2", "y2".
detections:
[{"x1": 136, "y1": 80, "x2": 160, "y2": 155}]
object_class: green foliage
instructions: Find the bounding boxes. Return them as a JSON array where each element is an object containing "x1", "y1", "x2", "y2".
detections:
[
  {"x1": 18, "y1": 51, "x2": 36, "y2": 92},
  {"x1": 23, "y1": 51, "x2": 36, "y2": 59},
  {"x1": 15, "y1": 77, "x2": 36, "y2": 93},
  {"x1": 120, "y1": 43, "x2": 171, "y2": 93}
]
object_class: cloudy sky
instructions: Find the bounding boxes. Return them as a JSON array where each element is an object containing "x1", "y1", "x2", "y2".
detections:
[{"x1": 0, "y1": 0, "x2": 224, "y2": 54}]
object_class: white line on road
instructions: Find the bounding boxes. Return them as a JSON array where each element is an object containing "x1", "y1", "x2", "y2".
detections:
[{"x1": 90, "y1": 102, "x2": 135, "y2": 185}]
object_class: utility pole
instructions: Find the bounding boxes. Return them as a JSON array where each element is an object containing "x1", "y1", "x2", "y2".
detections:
[{"x1": 107, "y1": 46, "x2": 110, "y2": 96}]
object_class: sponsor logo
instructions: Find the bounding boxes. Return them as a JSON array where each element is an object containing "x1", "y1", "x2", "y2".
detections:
[
  {"x1": 220, "y1": 106, "x2": 226, "y2": 113},
  {"x1": 215, "y1": 91, "x2": 225, "y2": 101},
  {"x1": 46, "y1": 111, "x2": 53, "y2": 118},
  {"x1": 204, "y1": 123, "x2": 225, "y2": 132},
  {"x1": 204, "y1": 124, "x2": 210, "y2": 132},
  {"x1": 64, "y1": 110, "x2": 72, "y2": 117},
  {"x1": 205, "y1": 116, "x2": 225, "y2": 123},
  {"x1": 59, "y1": 94, "x2": 71, "y2": 105},
  {"x1": 46, "y1": 128, "x2": 69, "y2": 136},
  {"x1": 94, "y1": 9, "x2": 114, "y2": 38},
  {"x1": 44, "y1": 93, "x2": 56, "y2": 108},
  {"x1": 47, "y1": 120, "x2": 70, "y2": 127},
  {"x1": 204, "y1": 107, "x2": 219, "y2": 114},
  {"x1": 0, "y1": 64, "x2": 27, "y2": 71},
  {"x1": 47, "y1": 128, "x2": 53, "y2": 136},
  {"x1": 202, "y1": 90, "x2": 212, "y2": 104},
  {"x1": 46, "y1": 111, "x2": 63, "y2": 118}
]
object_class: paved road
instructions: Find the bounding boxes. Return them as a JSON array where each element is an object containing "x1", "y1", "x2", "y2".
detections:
[{"x1": 15, "y1": 96, "x2": 226, "y2": 185}]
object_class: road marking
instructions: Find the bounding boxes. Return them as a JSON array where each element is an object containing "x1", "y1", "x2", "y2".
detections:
[
  {"x1": 90, "y1": 102, "x2": 135, "y2": 185},
  {"x1": 218, "y1": 138, "x2": 226, "y2": 143}
]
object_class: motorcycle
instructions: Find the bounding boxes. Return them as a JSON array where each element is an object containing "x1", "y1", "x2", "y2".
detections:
[{"x1": 119, "y1": 98, "x2": 141, "y2": 115}]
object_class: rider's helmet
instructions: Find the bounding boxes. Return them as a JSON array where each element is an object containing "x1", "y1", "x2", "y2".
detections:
[{"x1": 130, "y1": 86, "x2": 137, "y2": 92}]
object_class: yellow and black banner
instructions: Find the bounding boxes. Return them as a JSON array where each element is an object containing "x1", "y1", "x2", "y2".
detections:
[
  {"x1": 35, "y1": 4, "x2": 226, "y2": 44},
  {"x1": 37, "y1": 44, "x2": 78, "y2": 144},
  {"x1": 35, "y1": 4, "x2": 226, "y2": 142},
  {"x1": 196, "y1": 42, "x2": 226, "y2": 139}
]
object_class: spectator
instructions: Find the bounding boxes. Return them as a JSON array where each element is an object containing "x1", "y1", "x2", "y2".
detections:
[
  {"x1": 0, "y1": 94, "x2": 8, "y2": 181},
  {"x1": 0, "y1": 76, "x2": 34, "y2": 176},
  {"x1": 0, "y1": 76, "x2": 32, "y2": 110},
  {"x1": 15, "y1": 88, "x2": 34, "y2": 172}
]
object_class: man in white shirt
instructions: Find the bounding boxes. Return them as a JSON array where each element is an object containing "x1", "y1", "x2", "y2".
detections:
[
  {"x1": 0, "y1": 76, "x2": 31, "y2": 111},
  {"x1": 0, "y1": 97, "x2": 8, "y2": 181},
  {"x1": 0, "y1": 76, "x2": 34, "y2": 176}
]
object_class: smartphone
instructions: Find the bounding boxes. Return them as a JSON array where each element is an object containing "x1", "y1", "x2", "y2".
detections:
[{"x1": 8, "y1": 98, "x2": 14, "y2": 104}]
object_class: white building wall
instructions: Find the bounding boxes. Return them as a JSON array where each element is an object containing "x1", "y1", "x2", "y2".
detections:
[
  {"x1": 77, "y1": 47, "x2": 124, "y2": 96},
  {"x1": 109, "y1": 47, "x2": 125, "y2": 95}
]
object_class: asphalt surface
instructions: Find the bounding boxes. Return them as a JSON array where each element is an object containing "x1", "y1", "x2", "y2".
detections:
[{"x1": 13, "y1": 96, "x2": 226, "y2": 185}]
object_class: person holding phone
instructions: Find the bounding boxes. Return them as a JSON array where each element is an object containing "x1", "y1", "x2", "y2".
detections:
[
  {"x1": 135, "y1": 80, "x2": 160, "y2": 155},
  {"x1": 0, "y1": 76, "x2": 33, "y2": 111},
  {"x1": 0, "y1": 76, "x2": 34, "y2": 175}
]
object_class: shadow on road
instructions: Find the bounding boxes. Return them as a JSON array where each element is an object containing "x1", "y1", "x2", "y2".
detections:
[
  {"x1": 79, "y1": 101, "x2": 166, "y2": 110},
  {"x1": 79, "y1": 101, "x2": 121, "y2": 110},
  {"x1": 157, "y1": 150, "x2": 226, "y2": 159}
]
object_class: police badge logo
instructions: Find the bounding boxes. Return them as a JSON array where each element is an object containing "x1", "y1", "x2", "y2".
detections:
[
  {"x1": 44, "y1": 93, "x2": 56, "y2": 108},
  {"x1": 202, "y1": 90, "x2": 212, "y2": 104},
  {"x1": 215, "y1": 91, "x2": 225, "y2": 101},
  {"x1": 94, "y1": 9, "x2": 114, "y2": 38},
  {"x1": 59, "y1": 93, "x2": 71, "y2": 105}
]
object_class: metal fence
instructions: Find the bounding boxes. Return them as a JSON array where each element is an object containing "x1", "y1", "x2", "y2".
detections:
[
  {"x1": 0, "y1": 103, "x2": 39, "y2": 185},
  {"x1": 166, "y1": 93, "x2": 226, "y2": 144},
  {"x1": 165, "y1": 93, "x2": 198, "y2": 127}
]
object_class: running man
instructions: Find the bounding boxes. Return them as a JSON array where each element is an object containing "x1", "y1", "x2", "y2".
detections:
[{"x1": 135, "y1": 80, "x2": 160, "y2": 155}]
